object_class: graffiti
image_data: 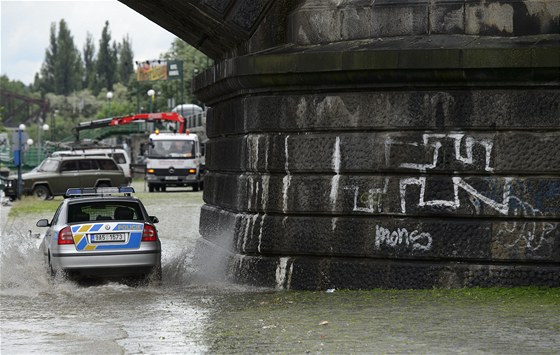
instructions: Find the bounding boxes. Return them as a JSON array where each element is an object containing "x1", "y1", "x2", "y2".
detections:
[
  {"x1": 498, "y1": 197, "x2": 557, "y2": 252},
  {"x1": 375, "y1": 225, "x2": 432, "y2": 251},
  {"x1": 345, "y1": 178, "x2": 389, "y2": 213},
  {"x1": 388, "y1": 132, "x2": 514, "y2": 215},
  {"x1": 386, "y1": 133, "x2": 494, "y2": 172},
  {"x1": 399, "y1": 176, "x2": 513, "y2": 214}
]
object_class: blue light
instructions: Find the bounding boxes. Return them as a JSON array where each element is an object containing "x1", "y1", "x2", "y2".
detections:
[{"x1": 65, "y1": 186, "x2": 135, "y2": 198}]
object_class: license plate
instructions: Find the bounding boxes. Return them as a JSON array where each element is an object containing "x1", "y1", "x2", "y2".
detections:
[
  {"x1": 165, "y1": 176, "x2": 178, "y2": 180},
  {"x1": 90, "y1": 233, "x2": 127, "y2": 243}
]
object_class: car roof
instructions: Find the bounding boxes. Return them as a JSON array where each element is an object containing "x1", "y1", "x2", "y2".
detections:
[{"x1": 47, "y1": 156, "x2": 115, "y2": 161}]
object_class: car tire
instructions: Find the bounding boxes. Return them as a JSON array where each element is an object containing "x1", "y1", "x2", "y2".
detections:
[
  {"x1": 97, "y1": 182, "x2": 110, "y2": 188},
  {"x1": 33, "y1": 185, "x2": 51, "y2": 200},
  {"x1": 48, "y1": 253, "x2": 58, "y2": 280},
  {"x1": 148, "y1": 184, "x2": 154, "y2": 193},
  {"x1": 161, "y1": 186, "x2": 166, "y2": 192},
  {"x1": 193, "y1": 183, "x2": 199, "y2": 192}
]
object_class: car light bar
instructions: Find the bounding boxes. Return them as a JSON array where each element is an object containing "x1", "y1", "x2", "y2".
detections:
[{"x1": 65, "y1": 186, "x2": 135, "y2": 197}]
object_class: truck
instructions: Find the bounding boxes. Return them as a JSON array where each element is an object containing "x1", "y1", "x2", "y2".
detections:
[
  {"x1": 72, "y1": 111, "x2": 205, "y2": 193},
  {"x1": 145, "y1": 130, "x2": 204, "y2": 192}
]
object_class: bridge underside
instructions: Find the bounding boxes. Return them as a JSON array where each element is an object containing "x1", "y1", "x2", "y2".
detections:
[{"x1": 120, "y1": 0, "x2": 560, "y2": 289}]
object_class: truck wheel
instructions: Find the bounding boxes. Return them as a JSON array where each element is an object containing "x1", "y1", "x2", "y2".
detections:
[
  {"x1": 161, "y1": 186, "x2": 166, "y2": 192},
  {"x1": 193, "y1": 183, "x2": 199, "y2": 192},
  {"x1": 148, "y1": 184, "x2": 154, "y2": 193},
  {"x1": 33, "y1": 185, "x2": 50, "y2": 200}
]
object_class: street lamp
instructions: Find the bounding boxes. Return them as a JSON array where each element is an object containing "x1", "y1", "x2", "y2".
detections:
[
  {"x1": 147, "y1": 89, "x2": 155, "y2": 113},
  {"x1": 37, "y1": 123, "x2": 49, "y2": 163},
  {"x1": 16, "y1": 124, "x2": 26, "y2": 199},
  {"x1": 107, "y1": 91, "x2": 114, "y2": 116}
]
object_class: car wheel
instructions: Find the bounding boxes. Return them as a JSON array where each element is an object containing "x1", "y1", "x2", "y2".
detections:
[
  {"x1": 97, "y1": 182, "x2": 110, "y2": 188},
  {"x1": 48, "y1": 253, "x2": 58, "y2": 280},
  {"x1": 193, "y1": 183, "x2": 199, "y2": 192},
  {"x1": 33, "y1": 185, "x2": 50, "y2": 200},
  {"x1": 161, "y1": 186, "x2": 166, "y2": 192}
]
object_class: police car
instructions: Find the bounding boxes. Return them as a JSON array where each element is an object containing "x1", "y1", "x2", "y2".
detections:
[{"x1": 36, "y1": 187, "x2": 161, "y2": 282}]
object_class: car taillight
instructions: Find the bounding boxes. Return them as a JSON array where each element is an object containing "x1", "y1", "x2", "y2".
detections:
[
  {"x1": 142, "y1": 224, "x2": 157, "y2": 241},
  {"x1": 58, "y1": 226, "x2": 74, "y2": 245}
]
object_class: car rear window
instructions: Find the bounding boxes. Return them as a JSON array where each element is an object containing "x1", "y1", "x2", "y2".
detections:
[
  {"x1": 97, "y1": 159, "x2": 119, "y2": 170},
  {"x1": 67, "y1": 201, "x2": 143, "y2": 222}
]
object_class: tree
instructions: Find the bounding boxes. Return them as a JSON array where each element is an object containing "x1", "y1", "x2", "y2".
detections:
[
  {"x1": 117, "y1": 35, "x2": 134, "y2": 86},
  {"x1": 36, "y1": 20, "x2": 82, "y2": 96},
  {"x1": 96, "y1": 21, "x2": 117, "y2": 94},
  {"x1": 38, "y1": 23, "x2": 57, "y2": 94},
  {"x1": 54, "y1": 19, "x2": 82, "y2": 95},
  {"x1": 83, "y1": 32, "x2": 96, "y2": 91}
]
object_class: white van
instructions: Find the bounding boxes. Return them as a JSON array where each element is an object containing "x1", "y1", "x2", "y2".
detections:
[{"x1": 51, "y1": 148, "x2": 132, "y2": 182}]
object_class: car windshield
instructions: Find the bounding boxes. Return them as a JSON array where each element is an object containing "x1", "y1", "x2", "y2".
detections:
[
  {"x1": 67, "y1": 201, "x2": 143, "y2": 223},
  {"x1": 149, "y1": 140, "x2": 194, "y2": 158},
  {"x1": 38, "y1": 159, "x2": 60, "y2": 172}
]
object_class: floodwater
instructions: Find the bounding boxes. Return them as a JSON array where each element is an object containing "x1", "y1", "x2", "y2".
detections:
[{"x1": 1, "y1": 185, "x2": 559, "y2": 354}]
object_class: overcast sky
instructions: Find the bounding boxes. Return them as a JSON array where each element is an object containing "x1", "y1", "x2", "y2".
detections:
[{"x1": 1, "y1": 0, "x2": 177, "y2": 85}]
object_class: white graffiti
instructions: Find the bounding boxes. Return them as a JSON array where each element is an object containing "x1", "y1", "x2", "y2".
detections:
[
  {"x1": 345, "y1": 178, "x2": 389, "y2": 213},
  {"x1": 375, "y1": 225, "x2": 432, "y2": 251},
  {"x1": 399, "y1": 176, "x2": 513, "y2": 214},
  {"x1": 388, "y1": 132, "x2": 517, "y2": 215},
  {"x1": 386, "y1": 133, "x2": 494, "y2": 172}
]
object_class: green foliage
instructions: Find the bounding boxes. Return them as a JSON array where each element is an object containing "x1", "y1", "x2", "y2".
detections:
[
  {"x1": 96, "y1": 21, "x2": 118, "y2": 94},
  {"x1": 83, "y1": 32, "x2": 96, "y2": 91},
  {"x1": 1, "y1": 18, "x2": 211, "y2": 143}
]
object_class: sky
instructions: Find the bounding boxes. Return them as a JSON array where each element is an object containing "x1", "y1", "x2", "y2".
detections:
[{"x1": 1, "y1": 0, "x2": 177, "y2": 85}]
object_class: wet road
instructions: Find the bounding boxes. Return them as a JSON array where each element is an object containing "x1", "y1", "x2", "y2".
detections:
[{"x1": 1, "y1": 184, "x2": 559, "y2": 354}]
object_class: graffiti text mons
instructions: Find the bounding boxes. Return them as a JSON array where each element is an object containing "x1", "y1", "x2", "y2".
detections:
[{"x1": 375, "y1": 225, "x2": 432, "y2": 251}]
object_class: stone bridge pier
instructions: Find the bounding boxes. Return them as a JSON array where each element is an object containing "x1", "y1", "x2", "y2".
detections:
[{"x1": 121, "y1": 0, "x2": 560, "y2": 289}]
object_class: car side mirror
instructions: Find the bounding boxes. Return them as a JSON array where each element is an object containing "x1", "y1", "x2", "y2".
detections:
[
  {"x1": 149, "y1": 216, "x2": 159, "y2": 224},
  {"x1": 36, "y1": 219, "x2": 50, "y2": 227}
]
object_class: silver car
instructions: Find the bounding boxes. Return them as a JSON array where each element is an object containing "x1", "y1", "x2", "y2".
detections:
[{"x1": 37, "y1": 187, "x2": 161, "y2": 282}]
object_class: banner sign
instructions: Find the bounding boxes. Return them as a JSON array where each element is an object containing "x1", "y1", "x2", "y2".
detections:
[{"x1": 136, "y1": 60, "x2": 182, "y2": 82}]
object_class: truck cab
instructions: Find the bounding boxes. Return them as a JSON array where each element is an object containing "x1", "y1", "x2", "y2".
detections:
[{"x1": 145, "y1": 131, "x2": 204, "y2": 192}]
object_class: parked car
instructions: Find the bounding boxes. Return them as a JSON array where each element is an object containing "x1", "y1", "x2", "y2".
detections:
[
  {"x1": 4, "y1": 156, "x2": 127, "y2": 200},
  {"x1": 51, "y1": 148, "x2": 132, "y2": 183},
  {"x1": 36, "y1": 186, "x2": 161, "y2": 282}
]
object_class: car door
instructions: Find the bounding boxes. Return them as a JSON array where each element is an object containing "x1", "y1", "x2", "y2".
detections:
[
  {"x1": 97, "y1": 159, "x2": 126, "y2": 186},
  {"x1": 54, "y1": 160, "x2": 79, "y2": 194},
  {"x1": 40, "y1": 203, "x2": 63, "y2": 261},
  {"x1": 78, "y1": 159, "x2": 98, "y2": 188}
]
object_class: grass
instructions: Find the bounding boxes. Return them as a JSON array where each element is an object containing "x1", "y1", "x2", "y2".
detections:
[
  {"x1": 7, "y1": 196, "x2": 62, "y2": 217},
  {"x1": 6, "y1": 178, "x2": 204, "y2": 218}
]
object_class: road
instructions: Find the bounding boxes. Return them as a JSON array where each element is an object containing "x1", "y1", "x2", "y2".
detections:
[{"x1": 1, "y1": 185, "x2": 559, "y2": 354}]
